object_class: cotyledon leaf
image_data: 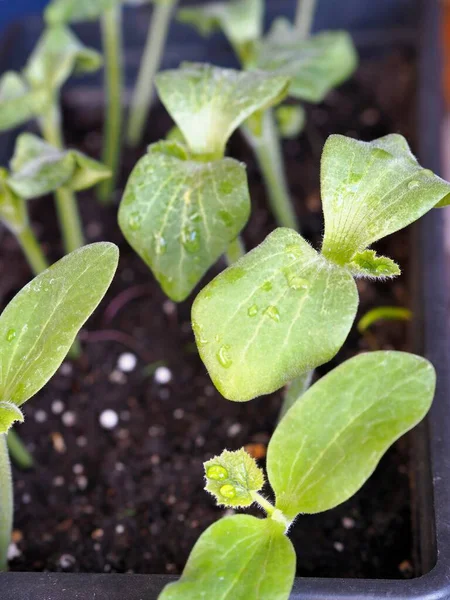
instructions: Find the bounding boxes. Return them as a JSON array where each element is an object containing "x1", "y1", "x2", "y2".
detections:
[
  {"x1": 0, "y1": 72, "x2": 48, "y2": 131},
  {"x1": 0, "y1": 169, "x2": 28, "y2": 234},
  {"x1": 158, "y1": 515, "x2": 296, "y2": 600},
  {"x1": 118, "y1": 140, "x2": 250, "y2": 302},
  {"x1": 256, "y1": 19, "x2": 357, "y2": 103},
  {"x1": 0, "y1": 243, "x2": 119, "y2": 407},
  {"x1": 155, "y1": 63, "x2": 290, "y2": 157},
  {"x1": 267, "y1": 351, "x2": 436, "y2": 520},
  {"x1": 192, "y1": 228, "x2": 358, "y2": 401},
  {"x1": 320, "y1": 134, "x2": 450, "y2": 265}
]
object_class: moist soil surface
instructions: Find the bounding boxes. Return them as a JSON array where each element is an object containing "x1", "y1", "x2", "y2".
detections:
[{"x1": 2, "y1": 51, "x2": 419, "y2": 578}]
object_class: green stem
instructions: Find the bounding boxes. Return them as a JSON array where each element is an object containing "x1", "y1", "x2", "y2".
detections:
[
  {"x1": 295, "y1": 0, "x2": 318, "y2": 37},
  {"x1": 279, "y1": 370, "x2": 314, "y2": 421},
  {"x1": 225, "y1": 236, "x2": 246, "y2": 264},
  {"x1": 7, "y1": 430, "x2": 33, "y2": 470},
  {"x1": 127, "y1": 0, "x2": 176, "y2": 147},
  {"x1": 250, "y1": 492, "x2": 291, "y2": 530},
  {"x1": 242, "y1": 110, "x2": 298, "y2": 230},
  {"x1": 0, "y1": 434, "x2": 13, "y2": 571},
  {"x1": 39, "y1": 104, "x2": 85, "y2": 253},
  {"x1": 17, "y1": 225, "x2": 49, "y2": 275},
  {"x1": 98, "y1": 4, "x2": 124, "y2": 203}
]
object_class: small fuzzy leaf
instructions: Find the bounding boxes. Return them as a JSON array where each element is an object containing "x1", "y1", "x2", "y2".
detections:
[
  {"x1": 192, "y1": 228, "x2": 358, "y2": 401},
  {"x1": 118, "y1": 140, "x2": 250, "y2": 302},
  {"x1": 46, "y1": 0, "x2": 119, "y2": 24},
  {"x1": 267, "y1": 351, "x2": 435, "y2": 519},
  {"x1": 24, "y1": 26, "x2": 102, "y2": 92},
  {"x1": 275, "y1": 104, "x2": 305, "y2": 138},
  {"x1": 256, "y1": 21, "x2": 357, "y2": 102},
  {"x1": 0, "y1": 72, "x2": 48, "y2": 131},
  {"x1": 155, "y1": 63, "x2": 290, "y2": 157},
  {"x1": 321, "y1": 134, "x2": 450, "y2": 265},
  {"x1": 0, "y1": 169, "x2": 28, "y2": 234},
  {"x1": 159, "y1": 515, "x2": 295, "y2": 600},
  {"x1": 0, "y1": 402, "x2": 24, "y2": 434},
  {"x1": 204, "y1": 448, "x2": 264, "y2": 508},
  {"x1": 348, "y1": 249, "x2": 400, "y2": 279},
  {"x1": 0, "y1": 243, "x2": 119, "y2": 407}
]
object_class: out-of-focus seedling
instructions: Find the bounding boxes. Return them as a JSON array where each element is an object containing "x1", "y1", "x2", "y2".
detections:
[
  {"x1": 0, "y1": 242, "x2": 119, "y2": 571},
  {"x1": 159, "y1": 351, "x2": 435, "y2": 600}
]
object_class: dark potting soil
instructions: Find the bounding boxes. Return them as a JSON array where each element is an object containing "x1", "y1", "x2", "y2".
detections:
[{"x1": 2, "y1": 51, "x2": 418, "y2": 579}]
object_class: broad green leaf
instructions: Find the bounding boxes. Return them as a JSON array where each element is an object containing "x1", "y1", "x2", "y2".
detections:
[
  {"x1": 275, "y1": 104, "x2": 305, "y2": 139},
  {"x1": 0, "y1": 169, "x2": 28, "y2": 234},
  {"x1": 159, "y1": 515, "x2": 296, "y2": 600},
  {"x1": 321, "y1": 134, "x2": 450, "y2": 265},
  {"x1": 8, "y1": 133, "x2": 111, "y2": 199},
  {"x1": 192, "y1": 228, "x2": 358, "y2": 401},
  {"x1": 348, "y1": 249, "x2": 400, "y2": 279},
  {"x1": 357, "y1": 306, "x2": 412, "y2": 334},
  {"x1": 0, "y1": 72, "x2": 48, "y2": 131},
  {"x1": 24, "y1": 26, "x2": 102, "y2": 92},
  {"x1": 45, "y1": 0, "x2": 119, "y2": 24},
  {"x1": 204, "y1": 448, "x2": 264, "y2": 508},
  {"x1": 0, "y1": 402, "x2": 24, "y2": 434},
  {"x1": 267, "y1": 351, "x2": 435, "y2": 519},
  {"x1": 256, "y1": 20, "x2": 357, "y2": 102},
  {"x1": 155, "y1": 63, "x2": 290, "y2": 158},
  {"x1": 0, "y1": 242, "x2": 119, "y2": 407},
  {"x1": 118, "y1": 140, "x2": 250, "y2": 302}
]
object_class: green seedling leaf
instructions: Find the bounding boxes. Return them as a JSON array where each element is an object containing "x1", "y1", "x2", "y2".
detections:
[
  {"x1": 357, "y1": 306, "x2": 412, "y2": 334},
  {"x1": 192, "y1": 228, "x2": 358, "y2": 401},
  {"x1": 348, "y1": 249, "x2": 400, "y2": 279},
  {"x1": 0, "y1": 402, "x2": 24, "y2": 434},
  {"x1": 155, "y1": 63, "x2": 290, "y2": 158},
  {"x1": 0, "y1": 72, "x2": 48, "y2": 131},
  {"x1": 321, "y1": 134, "x2": 450, "y2": 265},
  {"x1": 118, "y1": 140, "x2": 250, "y2": 302},
  {"x1": 0, "y1": 169, "x2": 28, "y2": 234},
  {"x1": 159, "y1": 515, "x2": 295, "y2": 600},
  {"x1": 0, "y1": 243, "x2": 119, "y2": 407},
  {"x1": 24, "y1": 25, "x2": 102, "y2": 92},
  {"x1": 45, "y1": 0, "x2": 120, "y2": 24},
  {"x1": 204, "y1": 448, "x2": 264, "y2": 508},
  {"x1": 8, "y1": 133, "x2": 111, "y2": 199},
  {"x1": 267, "y1": 351, "x2": 435, "y2": 519},
  {"x1": 275, "y1": 104, "x2": 305, "y2": 138},
  {"x1": 256, "y1": 20, "x2": 357, "y2": 103}
]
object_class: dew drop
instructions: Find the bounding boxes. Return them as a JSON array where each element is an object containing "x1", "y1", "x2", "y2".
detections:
[
  {"x1": 181, "y1": 225, "x2": 200, "y2": 253},
  {"x1": 218, "y1": 210, "x2": 233, "y2": 228},
  {"x1": 408, "y1": 180, "x2": 420, "y2": 190},
  {"x1": 192, "y1": 323, "x2": 208, "y2": 346},
  {"x1": 264, "y1": 306, "x2": 280, "y2": 322},
  {"x1": 219, "y1": 181, "x2": 233, "y2": 195},
  {"x1": 261, "y1": 281, "x2": 272, "y2": 292},
  {"x1": 286, "y1": 272, "x2": 309, "y2": 291},
  {"x1": 128, "y1": 211, "x2": 142, "y2": 231},
  {"x1": 247, "y1": 304, "x2": 259, "y2": 317},
  {"x1": 217, "y1": 345, "x2": 232, "y2": 369},
  {"x1": 154, "y1": 234, "x2": 167, "y2": 255},
  {"x1": 6, "y1": 328, "x2": 16, "y2": 342},
  {"x1": 220, "y1": 484, "x2": 236, "y2": 499},
  {"x1": 207, "y1": 465, "x2": 228, "y2": 481},
  {"x1": 285, "y1": 244, "x2": 302, "y2": 259}
]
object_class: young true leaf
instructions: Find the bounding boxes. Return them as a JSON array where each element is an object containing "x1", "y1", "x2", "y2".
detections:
[
  {"x1": 192, "y1": 228, "x2": 358, "y2": 401},
  {"x1": 204, "y1": 448, "x2": 264, "y2": 508},
  {"x1": 155, "y1": 63, "x2": 290, "y2": 158},
  {"x1": 275, "y1": 104, "x2": 306, "y2": 139},
  {"x1": 321, "y1": 134, "x2": 450, "y2": 266},
  {"x1": 0, "y1": 73, "x2": 47, "y2": 131},
  {"x1": 348, "y1": 249, "x2": 400, "y2": 279},
  {"x1": 0, "y1": 243, "x2": 119, "y2": 407},
  {"x1": 158, "y1": 515, "x2": 296, "y2": 600},
  {"x1": 256, "y1": 20, "x2": 358, "y2": 102},
  {"x1": 118, "y1": 140, "x2": 250, "y2": 302},
  {"x1": 0, "y1": 403, "x2": 24, "y2": 435},
  {"x1": 0, "y1": 169, "x2": 28, "y2": 234},
  {"x1": 267, "y1": 351, "x2": 435, "y2": 520},
  {"x1": 8, "y1": 133, "x2": 111, "y2": 199}
]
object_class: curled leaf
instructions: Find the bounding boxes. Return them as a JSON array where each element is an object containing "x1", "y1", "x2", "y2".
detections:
[
  {"x1": 0, "y1": 402, "x2": 24, "y2": 434},
  {"x1": 348, "y1": 249, "x2": 400, "y2": 279},
  {"x1": 0, "y1": 72, "x2": 48, "y2": 131},
  {"x1": 0, "y1": 169, "x2": 28, "y2": 234}
]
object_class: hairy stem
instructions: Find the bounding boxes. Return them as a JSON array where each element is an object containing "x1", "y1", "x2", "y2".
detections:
[
  {"x1": 279, "y1": 370, "x2": 314, "y2": 421},
  {"x1": 127, "y1": 0, "x2": 176, "y2": 147},
  {"x1": 0, "y1": 434, "x2": 13, "y2": 571},
  {"x1": 17, "y1": 226, "x2": 49, "y2": 275},
  {"x1": 225, "y1": 236, "x2": 246, "y2": 264},
  {"x1": 295, "y1": 0, "x2": 318, "y2": 37},
  {"x1": 98, "y1": 4, "x2": 124, "y2": 203},
  {"x1": 250, "y1": 491, "x2": 291, "y2": 530},
  {"x1": 242, "y1": 111, "x2": 298, "y2": 230},
  {"x1": 7, "y1": 430, "x2": 33, "y2": 470},
  {"x1": 39, "y1": 104, "x2": 85, "y2": 253}
]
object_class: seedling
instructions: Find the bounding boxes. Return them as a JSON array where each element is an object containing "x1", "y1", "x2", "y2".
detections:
[
  {"x1": 0, "y1": 25, "x2": 102, "y2": 253},
  {"x1": 0, "y1": 242, "x2": 119, "y2": 571},
  {"x1": 119, "y1": 62, "x2": 290, "y2": 301},
  {"x1": 178, "y1": 0, "x2": 357, "y2": 230},
  {"x1": 192, "y1": 134, "x2": 450, "y2": 401},
  {"x1": 159, "y1": 350, "x2": 435, "y2": 599},
  {"x1": 0, "y1": 132, "x2": 110, "y2": 275}
]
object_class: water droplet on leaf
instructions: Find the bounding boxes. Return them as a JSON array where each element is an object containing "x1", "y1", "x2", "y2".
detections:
[
  {"x1": 6, "y1": 329, "x2": 16, "y2": 342},
  {"x1": 264, "y1": 306, "x2": 280, "y2": 322},
  {"x1": 261, "y1": 281, "x2": 272, "y2": 292},
  {"x1": 247, "y1": 304, "x2": 258, "y2": 317},
  {"x1": 154, "y1": 234, "x2": 167, "y2": 255},
  {"x1": 129, "y1": 211, "x2": 142, "y2": 231},
  {"x1": 408, "y1": 180, "x2": 420, "y2": 190},
  {"x1": 219, "y1": 181, "x2": 233, "y2": 195},
  {"x1": 217, "y1": 345, "x2": 232, "y2": 368},
  {"x1": 218, "y1": 210, "x2": 233, "y2": 228},
  {"x1": 285, "y1": 272, "x2": 309, "y2": 291},
  {"x1": 181, "y1": 226, "x2": 200, "y2": 253},
  {"x1": 220, "y1": 484, "x2": 236, "y2": 499},
  {"x1": 207, "y1": 465, "x2": 228, "y2": 481}
]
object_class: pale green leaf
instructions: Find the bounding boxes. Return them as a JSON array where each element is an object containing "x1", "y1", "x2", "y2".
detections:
[
  {"x1": 24, "y1": 26, "x2": 102, "y2": 92},
  {"x1": 155, "y1": 63, "x2": 290, "y2": 157},
  {"x1": 69, "y1": 151, "x2": 112, "y2": 191},
  {"x1": 0, "y1": 169, "x2": 28, "y2": 234},
  {"x1": 267, "y1": 351, "x2": 435, "y2": 519},
  {"x1": 321, "y1": 134, "x2": 450, "y2": 265},
  {"x1": 45, "y1": 0, "x2": 119, "y2": 24},
  {"x1": 118, "y1": 140, "x2": 250, "y2": 302},
  {"x1": 204, "y1": 448, "x2": 264, "y2": 508},
  {"x1": 348, "y1": 249, "x2": 400, "y2": 279},
  {"x1": 0, "y1": 243, "x2": 119, "y2": 407},
  {"x1": 256, "y1": 21, "x2": 357, "y2": 102},
  {"x1": 0, "y1": 72, "x2": 48, "y2": 131},
  {"x1": 158, "y1": 515, "x2": 295, "y2": 600},
  {"x1": 357, "y1": 306, "x2": 412, "y2": 334},
  {"x1": 0, "y1": 402, "x2": 24, "y2": 434},
  {"x1": 192, "y1": 228, "x2": 358, "y2": 401},
  {"x1": 275, "y1": 104, "x2": 305, "y2": 138}
]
